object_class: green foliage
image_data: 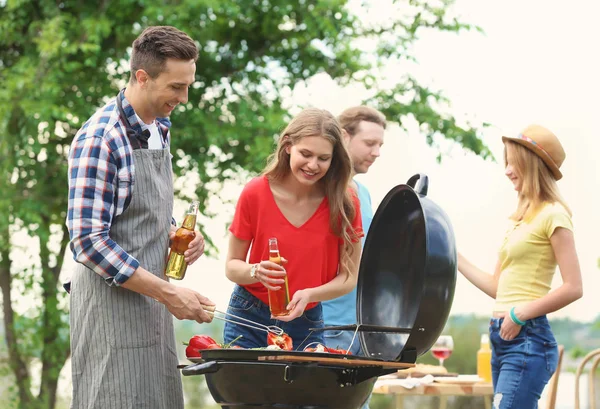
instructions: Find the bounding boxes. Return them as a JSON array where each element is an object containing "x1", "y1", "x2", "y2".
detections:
[
  {"x1": 0, "y1": 0, "x2": 490, "y2": 408},
  {"x1": 366, "y1": 79, "x2": 493, "y2": 163},
  {"x1": 550, "y1": 316, "x2": 600, "y2": 351},
  {"x1": 570, "y1": 345, "x2": 587, "y2": 360}
]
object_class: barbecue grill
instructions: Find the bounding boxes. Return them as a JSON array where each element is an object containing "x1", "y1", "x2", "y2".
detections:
[{"x1": 182, "y1": 174, "x2": 457, "y2": 409}]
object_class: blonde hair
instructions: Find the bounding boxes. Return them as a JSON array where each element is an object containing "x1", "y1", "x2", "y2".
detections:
[
  {"x1": 504, "y1": 141, "x2": 571, "y2": 222},
  {"x1": 338, "y1": 106, "x2": 387, "y2": 136},
  {"x1": 263, "y1": 108, "x2": 358, "y2": 277}
]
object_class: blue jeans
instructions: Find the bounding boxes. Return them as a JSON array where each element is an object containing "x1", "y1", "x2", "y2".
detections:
[
  {"x1": 489, "y1": 315, "x2": 559, "y2": 409},
  {"x1": 323, "y1": 329, "x2": 363, "y2": 356},
  {"x1": 223, "y1": 285, "x2": 324, "y2": 350}
]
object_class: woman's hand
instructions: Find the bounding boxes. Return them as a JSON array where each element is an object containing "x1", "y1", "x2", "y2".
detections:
[
  {"x1": 274, "y1": 288, "x2": 312, "y2": 322},
  {"x1": 254, "y1": 258, "x2": 287, "y2": 291},
  {"x1": 499, "y1": 311, "x2": 522, "y2": 340}
]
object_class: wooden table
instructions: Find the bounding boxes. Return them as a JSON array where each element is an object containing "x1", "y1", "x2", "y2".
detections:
[{"x1": 373, "y1": 377, "x2": 493, "y2": 409}]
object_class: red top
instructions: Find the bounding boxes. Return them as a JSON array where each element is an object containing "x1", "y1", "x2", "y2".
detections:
[{"x1": 229, "y1": 176, "x2": 363, "y2": 309}]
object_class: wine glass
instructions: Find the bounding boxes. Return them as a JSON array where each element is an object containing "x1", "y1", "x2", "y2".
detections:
[{"x1": 431, "y1": 335, "x2": 454, "y2": 367}]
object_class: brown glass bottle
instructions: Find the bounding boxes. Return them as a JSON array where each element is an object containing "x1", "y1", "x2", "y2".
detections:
[
  {"x1": 165, "y1": 201, "x2": 199, "y2": 280},
  {"x1": 267, "y1": 238, "x2": 290, "y2": 316}
]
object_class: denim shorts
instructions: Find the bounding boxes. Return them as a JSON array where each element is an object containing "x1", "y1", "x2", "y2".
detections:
[
  {"x1": 489, "y1": 315, "x2": 558, "y2": 409},
  {"x1": 223, "y1": 285, "x2": 324, "y2": 350}
]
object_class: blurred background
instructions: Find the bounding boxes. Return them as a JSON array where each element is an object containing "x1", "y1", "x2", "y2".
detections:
[{"x1": 1, "y1": 0, "x2": 598, "y2": 408}]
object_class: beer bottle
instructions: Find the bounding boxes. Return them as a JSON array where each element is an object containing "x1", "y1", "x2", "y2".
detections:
[
  {"x1": 165, "y1": 201, "x2": 199, "y2": 280},
  {"x1": 267, "y1": 238, "x2": 290, "y2": 316}
]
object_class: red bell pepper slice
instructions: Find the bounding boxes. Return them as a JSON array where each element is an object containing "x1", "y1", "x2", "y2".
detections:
[
  {"x1": 267, "y1": 332, "x2": 293, "y2": 350},
  {"x1": 188, "y1": 335, "x2": 218, "y2": 350}
]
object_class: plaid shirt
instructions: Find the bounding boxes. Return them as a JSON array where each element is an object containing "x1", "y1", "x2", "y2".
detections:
[{"x1": 67, "y1": 91, "x2": 171, "y2": 286}]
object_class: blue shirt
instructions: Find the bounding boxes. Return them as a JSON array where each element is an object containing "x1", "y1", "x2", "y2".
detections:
[{"x1": 322, "y1": 179, "x2": 373, "y2": 326}]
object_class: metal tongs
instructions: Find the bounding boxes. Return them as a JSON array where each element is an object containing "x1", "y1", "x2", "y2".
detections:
[{"x1": 202, "y1": 305, "x2": 284, "y2": 336}]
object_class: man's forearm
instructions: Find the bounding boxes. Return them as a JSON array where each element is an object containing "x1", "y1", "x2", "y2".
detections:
[{"x1": 121, "y1": 267, "x2": 176, "y2": 305}]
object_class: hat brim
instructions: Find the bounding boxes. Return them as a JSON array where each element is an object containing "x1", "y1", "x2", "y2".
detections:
[{"x1": 502, "y1": 136, "x2": 563, "y2": 180}]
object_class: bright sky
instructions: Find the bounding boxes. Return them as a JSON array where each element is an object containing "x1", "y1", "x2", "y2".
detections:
[{"x1": 162, "y1": 0, "x2": 600, "y2": 323}]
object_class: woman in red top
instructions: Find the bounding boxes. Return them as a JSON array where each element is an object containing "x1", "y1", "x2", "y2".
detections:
[{"x1": 223, "y1": 108, "x2": 363, "y2": 350}]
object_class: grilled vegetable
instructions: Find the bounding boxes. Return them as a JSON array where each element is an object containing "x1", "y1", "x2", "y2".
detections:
[
  {"x1": 304, "y1": 343, "x2": 352, "y2": 355},
  {"x1": 184, "y1": 335, "x2": 244, "y2": 358},
  {"x1": 189, "y1": 335, "x2": 218, "y2": 350},
  {"x1": 267, "y1": 332, "x2": 293, "y2": 350}
]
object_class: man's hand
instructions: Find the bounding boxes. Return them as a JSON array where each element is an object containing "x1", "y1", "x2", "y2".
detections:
[
  {"x1": 123, "y1": 267, "x2": 215, "y2": 324},
  {"x1": 164, "y1": 286, "x2": 215, "y2": 324},
  {"x1": 169, "y1": 227, "x2": 205, "y2": 264}
]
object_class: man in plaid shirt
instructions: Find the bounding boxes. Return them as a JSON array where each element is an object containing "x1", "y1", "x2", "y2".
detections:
[{"x1": 66, "y1": 26, "x2": 213, "y2": 408}]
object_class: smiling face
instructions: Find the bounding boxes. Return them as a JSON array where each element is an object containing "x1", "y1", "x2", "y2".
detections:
[
  {"x1": 504, "y1": 143, "x2": 523, "y2": 192},
  {"x1": 137, "y1": 58, "x2": 196, "y2": 120},
  {"x1": 285, "y1": 136, "x2": 334, "y2": 186},
  {"x1": 344, "y1": 120, "x2": 385, "y2": 174}
]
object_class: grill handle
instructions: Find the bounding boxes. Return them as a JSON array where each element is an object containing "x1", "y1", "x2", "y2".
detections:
[{"x1": 182, "y1": 360, "x2": 221, "y2": 376}]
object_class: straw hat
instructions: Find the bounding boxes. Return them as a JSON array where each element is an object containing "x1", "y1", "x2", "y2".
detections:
[{"x1": 502, "y1": 124, "x2": 566, "y2": 180}]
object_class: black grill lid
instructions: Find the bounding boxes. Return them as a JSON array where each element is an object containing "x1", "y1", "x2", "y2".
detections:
[{"x1": 356, "y1": 174, "x2": 457, "y2": 361}]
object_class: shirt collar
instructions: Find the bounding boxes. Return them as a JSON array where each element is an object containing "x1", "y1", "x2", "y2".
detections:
[
  {"x1": 118, "y1": 89, "x2": 145, "y2": 136},
  {"x1": 118, "y1": 89, "x2": 172, "y2": 131}
]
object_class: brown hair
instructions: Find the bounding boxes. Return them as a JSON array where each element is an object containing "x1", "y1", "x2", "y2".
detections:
[
  {"x1": 504, "y1": 141, "x2": 571, "y2": 222},
  {"x1": 263, "y1": 108, "x2": 358, "y2": 278},
  {"x1": 337, "y1": 106, "x2": 387, "y2": 136},
  {"x1": 129, "y1": 26, "x2": 198, "y2": 83}
]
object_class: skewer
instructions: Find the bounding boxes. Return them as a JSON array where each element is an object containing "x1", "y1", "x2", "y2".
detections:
[{"x1": 202, "y1": 305, "x2": 284, "y2": 336}]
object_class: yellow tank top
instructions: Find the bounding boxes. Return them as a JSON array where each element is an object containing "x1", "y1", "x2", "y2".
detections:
[{"x1": 494, "y1": 202, "x2": 573, "y2": 312}]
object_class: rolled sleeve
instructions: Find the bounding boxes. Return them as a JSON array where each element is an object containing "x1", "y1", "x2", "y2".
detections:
[{"x1": 67, "y1": 133, "x2": 139, "y2": 286}]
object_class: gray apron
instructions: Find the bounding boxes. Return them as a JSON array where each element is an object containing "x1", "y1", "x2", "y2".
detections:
[{"x1": 70, "y1": 132, "x2": 182, "y2": 408}]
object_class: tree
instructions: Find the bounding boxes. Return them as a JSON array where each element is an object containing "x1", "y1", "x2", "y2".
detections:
[{"x1": 0, "y1": 1, "x2": 490, "y2": 408}]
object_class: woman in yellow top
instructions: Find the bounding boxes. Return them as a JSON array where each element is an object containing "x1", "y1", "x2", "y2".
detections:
[{"x1": 458, "y1": 125, "x2": 583, "y2": 409}]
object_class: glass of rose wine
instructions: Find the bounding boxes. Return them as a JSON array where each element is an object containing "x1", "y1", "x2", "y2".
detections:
[{"x1": 431, "y1": 335, "x2": 454, "y2": 367}]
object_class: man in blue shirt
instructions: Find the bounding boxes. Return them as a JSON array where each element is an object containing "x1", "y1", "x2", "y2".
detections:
[{"x1": 322, "y1": 106, "x2": 386, "y2": 409}]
